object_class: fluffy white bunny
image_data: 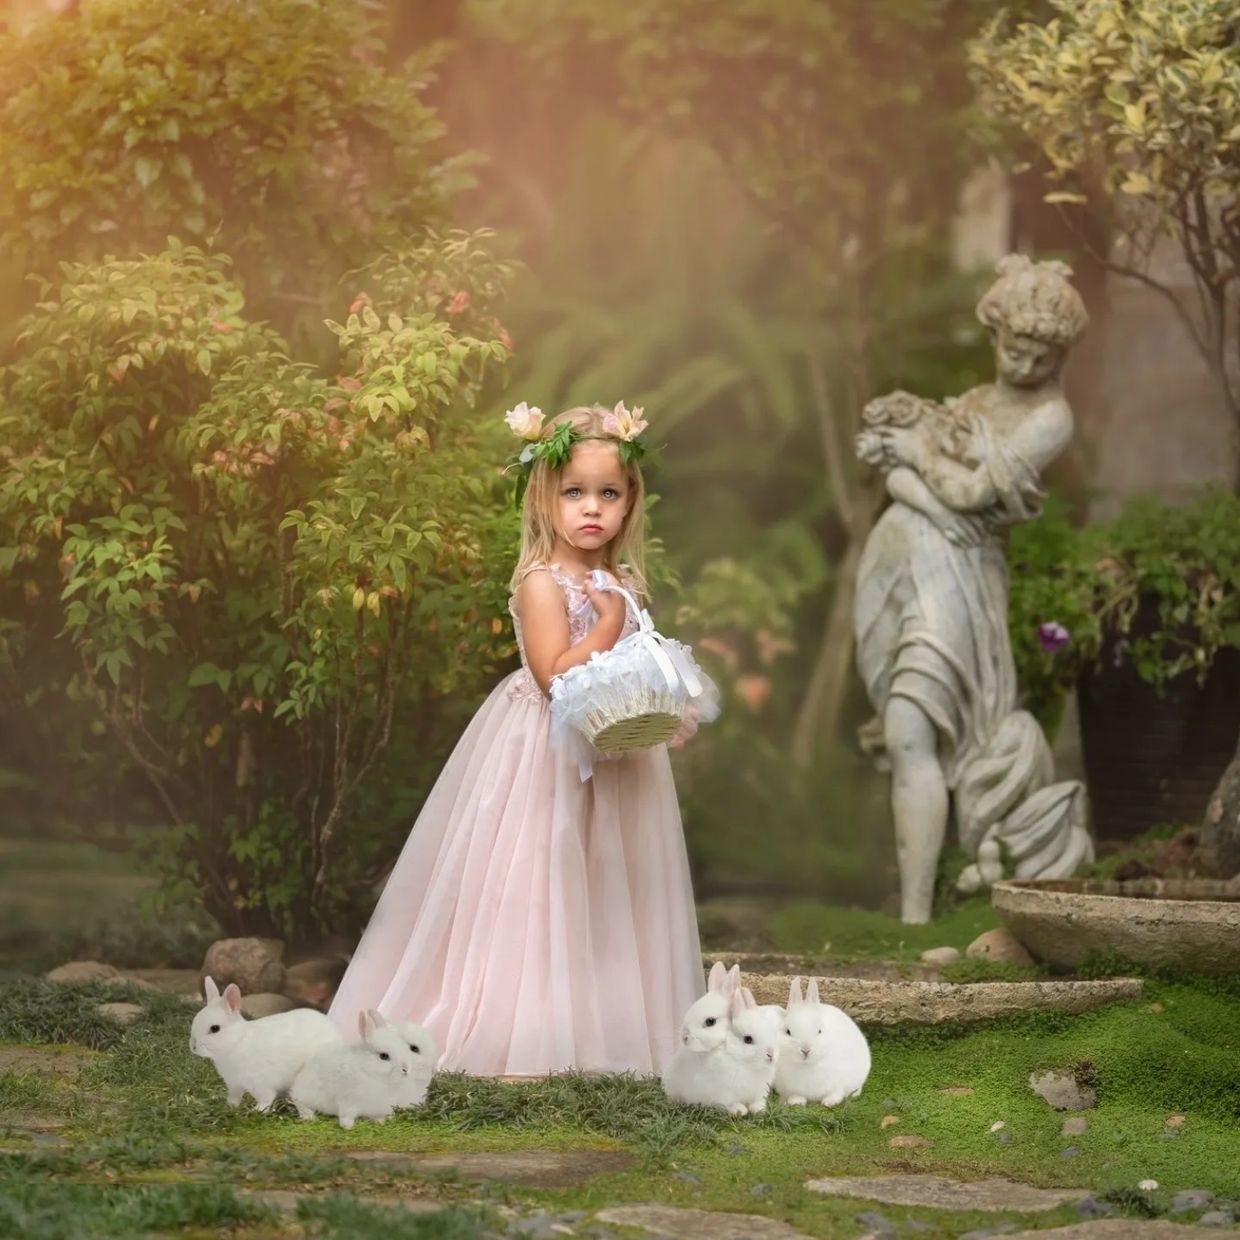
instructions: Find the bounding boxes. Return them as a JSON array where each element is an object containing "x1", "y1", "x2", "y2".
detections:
[
  {"x1": 189, "y1": 976, "x2": 343, "y2": 1112},
  {"x1": 774, "y1": 977, "x2": 871, "y2": 1107},
  {"x1": 290, "y1": 1009, "x2": 414, "y2": 1129},
  {"x1": 390, "y1": 1019, "x2": 437, "y2": 1108},
  {"x1": 663, "y1": 964, "x2": 780, "y2": 1117}
]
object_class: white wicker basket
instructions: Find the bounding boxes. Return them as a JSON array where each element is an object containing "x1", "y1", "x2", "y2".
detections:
[{"x1": 550, "y1": 580, "x2": 718, "y2": 762}]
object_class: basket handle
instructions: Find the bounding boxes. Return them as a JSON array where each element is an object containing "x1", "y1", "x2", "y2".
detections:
[{"x1": 588, "y1": 574, "x2": 652, "y2": 632}]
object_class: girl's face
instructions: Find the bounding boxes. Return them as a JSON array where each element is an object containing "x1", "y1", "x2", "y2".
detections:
[
  {"x1": 994, "y1": 328, "x2": 1062, "y2": 387},
  {"x1": 555, "y1": 440, "x2": 631, "y2": 555}
]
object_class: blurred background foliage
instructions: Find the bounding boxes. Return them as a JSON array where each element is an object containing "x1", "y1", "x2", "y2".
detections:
[{"x1": 1, "y1": 0, "x2": 1054, "y2": 946}]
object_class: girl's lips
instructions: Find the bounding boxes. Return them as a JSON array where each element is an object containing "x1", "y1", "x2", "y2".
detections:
[{"x1": 581, "y1": 524, "x2": 603, "y2": 533}]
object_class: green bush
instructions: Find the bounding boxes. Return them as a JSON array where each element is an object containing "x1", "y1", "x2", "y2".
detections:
[
  {"x1": 0, "y1": 239, "x2": 515, "y2": 937},
  {"x1": 0, "y1": 0, "x2": 468, "y2": 335},
  {"x1": 1007, "y1": 487, "x2": 1240, "y2": 731}
]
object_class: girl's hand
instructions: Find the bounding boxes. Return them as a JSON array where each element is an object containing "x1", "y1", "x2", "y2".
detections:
[
  {"x1": 583, "y1": 580, "x2": 626, "y2": 627},
  {"x1": 668, "y1": 704, "x2": 700, "y2": 749}
]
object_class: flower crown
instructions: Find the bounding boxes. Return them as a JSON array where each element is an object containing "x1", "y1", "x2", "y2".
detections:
[{"x1": 503, "y1": 401, "x2": 651, "y2": 507}]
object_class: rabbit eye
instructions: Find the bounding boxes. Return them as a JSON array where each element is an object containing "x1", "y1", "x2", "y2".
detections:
[
  {"x1": 743, "y1": 1035, "x2": 754, "y2": 1044},
  {"x1": 704, "y1": 1017, "x2": 716, "y2": 1027},
  {"x1": 785, "y1": 1028, "x2": 791, "y2": 1036},
  {"x1": 409, "y1": 1044, "x2": 420, "y2": 1054},
  {"x1": 209, "y1": 1024, "x2": 220, "y2": 1034},
  {"x1": 379, "y1": 1052, "x2": 390, "y2": 1061}
]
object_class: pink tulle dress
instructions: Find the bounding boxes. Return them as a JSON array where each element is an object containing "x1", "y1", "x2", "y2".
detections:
[{"x1": 327, "y1": 563, "x2": 705, "y2": 1077}]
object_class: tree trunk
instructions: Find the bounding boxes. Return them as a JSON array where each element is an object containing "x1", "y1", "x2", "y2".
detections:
[
  {"x1": 791, "y1": 485, "x2": 884, "y2": 765},
  {"x1": 1200, "y1": 733, "x2": 1240, "y2": 879}
]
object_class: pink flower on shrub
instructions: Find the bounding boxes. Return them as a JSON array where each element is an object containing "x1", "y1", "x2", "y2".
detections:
[
  {"x1": 1037, "y1": 621, "x2": 1070, "y2": 653},
  {"x1": 735, "y1": 674, "x2": 772, "y2": 711}
]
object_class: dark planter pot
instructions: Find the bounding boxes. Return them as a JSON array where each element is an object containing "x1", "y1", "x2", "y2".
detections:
[{"x1": 1078, "y1": 599, "x2": 1240, "y2": 843}]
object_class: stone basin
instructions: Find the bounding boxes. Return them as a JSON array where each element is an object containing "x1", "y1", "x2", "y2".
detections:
[{"x1": 992, "y1": 877, "x2": 1240, "y2": 975}]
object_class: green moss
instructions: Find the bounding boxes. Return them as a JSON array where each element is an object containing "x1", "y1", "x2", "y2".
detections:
[
  {"x1": 939, "y1": 959, "x2": 1046, "y2": 984},
  {"x1": 769, "y1": 897, "x2": 1000, "y2": 960}
]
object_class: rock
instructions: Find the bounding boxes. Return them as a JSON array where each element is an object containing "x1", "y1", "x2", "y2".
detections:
[
  {"x1": 990, "y1": 1121, "x2": 1006, "y2": 1131},
  {"x1": 200, "y1": 937, "x2": 286, "y2": 994},
  {"x1": 880, "y1": 1115, "x2": 900, "y2": 1128},
  {"x1": 961, "y1": 1227, "x2": 1018, "y2": 1240},
  {"x1": 345, "y1": 1150, "x2": 635, "y2": 1189},
  {"x1": 1075, "y1": 1197, "x2": 1118, "y2": 1219},
  {"x1": 1062, "y1": 1147, "x2": 1080, "y2": 1159},
  {"x1": 1029, "y1": 1070, "x2": 1097, "y2": 1111},
  {"x1": 738, "y1": 975, "x2": 1140, "y2": 1023},
  {"x1": 1062, "y1": 1117, "x2": 1089, "y2": 1136},
  {"x1": 596, "y1": 1205, "x2": 810, "y2": 1239},
  {"x1": 239, "y1": 993, "x2": 296, "y2": 1018},
  {"x1": 920, "y1": 946, "x2": 962, "y2": 965},
  {"x1": 1172, "y1": 1191, "x2": 1215, "y2": 1215},
  {"x1": 0, "y1": 1048, "x2": 93, "y2": 1077},
  {"x1": 1005, "y1": 1224, "x2": 1232, "y2": 1238},
  {"x1": 887, "y1": 1135, "x2": 929, "y2": 1149},
  {"x1": 1138, "y1": 1180, "x2": 1159, "y2": 1191},
  {"x1": 1165, "y1": 1114, "x2": 1186, "y2": 1127},
  {"x1": 966, "y1": 930, "x2": 1034, "y2": 965},
  {"x1": 283, "y1": 957, "x2": 346, "y2": 1008},
  {"x1": 45, "y1": 961, "x2": 119, "y2": 983},
  {"x1": 1198, "y1": 1210, "x2": 1236, "y2": 1228},
  {"x1": 939, "y1": 1085, "x2": 974, "y2": 1096},
  {"x1": 1148, "y1": 1002, "x2": 1165, "y2": 1013},
  {"x1": 95, "y1": 1002, "x2": 144, "y2": 1026},
  {"x1": 854, "y1": 1211, "x2": 896, "y2": 1236},
  {"x1": 805, "y1": 1175, "x2": 1086, "y2": 1213}
]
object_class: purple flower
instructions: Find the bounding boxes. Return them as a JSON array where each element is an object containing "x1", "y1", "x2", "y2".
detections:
[{"x1": 1037, "y1": 621, "x2": 1071, "y2": 653}]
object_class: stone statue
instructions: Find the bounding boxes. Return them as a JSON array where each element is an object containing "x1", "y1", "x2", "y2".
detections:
[{"x1": 854, "y1": 254, "x2": 1095, "y2": 923}]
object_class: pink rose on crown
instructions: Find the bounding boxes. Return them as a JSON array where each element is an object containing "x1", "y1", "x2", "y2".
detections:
[
  {"x1": 503, "y1": 401, "x2": 545, "y2": 441},
  {"x1": 603, "y1": 401, "x2": 648, "y2": 442}
]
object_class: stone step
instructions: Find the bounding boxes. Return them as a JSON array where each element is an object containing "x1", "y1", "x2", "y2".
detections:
[{"x1": 718, "y1": 969, "x2": 1142, "y2": 1025}]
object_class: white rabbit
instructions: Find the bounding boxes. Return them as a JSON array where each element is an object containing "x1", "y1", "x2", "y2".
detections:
[
  {"x1": 290, "y1": 1009, "x2": 414, "y2": 1129},
  {"x1": 661, "y1": 961, "x2": 739, "y2": 1107},
  {"x1": 774, "y1": 977, "x2": 871, "y2": 1107},
  {"x1": 390, "y1": 1018, "x2": 438, "y2": 1108},
  {"x1": 189, "y1": 976, "x2": 343, "y2": 1112},
  {"x1": 663, "y1": 965, "x2": 780, "y2": 1117}
]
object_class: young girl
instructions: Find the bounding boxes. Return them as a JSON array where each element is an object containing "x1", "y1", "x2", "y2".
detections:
[{"x1": 328, "y1": 402, "x2": 705, "y2": 1077}]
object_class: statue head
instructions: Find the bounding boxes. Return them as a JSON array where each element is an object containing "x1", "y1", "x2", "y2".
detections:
[{"x1": 976, "y1": 255, "x2": 1088, "y2": 387}]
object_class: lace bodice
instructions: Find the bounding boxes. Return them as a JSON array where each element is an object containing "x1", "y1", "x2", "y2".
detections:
[{"x1": 506, "y1": 563, "x2": 641, "y2": 702}]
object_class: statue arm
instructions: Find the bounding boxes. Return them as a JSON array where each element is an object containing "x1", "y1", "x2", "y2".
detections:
[{"x1": 886, "y1": 467, "x2": 989, "y2": 547}]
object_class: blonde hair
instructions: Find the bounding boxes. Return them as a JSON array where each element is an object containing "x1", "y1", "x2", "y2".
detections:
[{"x1": 509, "y1": 404, "x2": 648, "y2": 594}]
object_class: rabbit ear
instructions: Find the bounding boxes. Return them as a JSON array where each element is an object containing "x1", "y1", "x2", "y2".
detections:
[
  {"x1": 788, "y1": 976, "x2": 803, "y2": 1006},
  {"x1": 367, "y1": 1008, "x2": 387, "y2": 1028},
  {"x1": 728, "y1": 988, "x2": 747, "y2": 1020},
  {"x1": 707, "y1": 961, "x2": 727, "y2": 993},
  {"x1": 726, "y1": 964, "x2": 742, "y2": 995},
  {"x1": 223, "y1": 984, "x2": 242, "y2": 1013},
  {"x1": 203, "y1": 976, "x2": 220, "y2": 1003},
  {"x1": 807, "y1": 978, "x2": 821, "y2": 1005},
  {"x1": 358, "y1": 1010, "x2": 372, "y2": 1039},
  {"x1": 740, "y1": 987, "x2": 757, "y2": 1009}
]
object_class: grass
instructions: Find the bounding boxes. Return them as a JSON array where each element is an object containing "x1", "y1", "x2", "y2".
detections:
[
  {"x1": 769, "y1": 896, "x2": 1002, "y2": 961},
  {"x1": 3, "y1": 948, "x2": 1240, "y2": 1236}
]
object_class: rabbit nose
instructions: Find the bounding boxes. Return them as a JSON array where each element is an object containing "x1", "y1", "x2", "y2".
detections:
[
  {"x1": 765, "y1": 1048, "x2": 775, "y2": 1062},
  {"x1": 400, "y1": 1066, "x2": 409, "y2": 1075},
  {"x1": 800, "y1": 1045, "x2": 810, "y2": 1059}
]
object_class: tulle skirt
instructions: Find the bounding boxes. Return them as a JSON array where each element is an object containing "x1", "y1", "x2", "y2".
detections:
[{"x1": 327, "y1": 671, "x2": 704, "y2": 1077}]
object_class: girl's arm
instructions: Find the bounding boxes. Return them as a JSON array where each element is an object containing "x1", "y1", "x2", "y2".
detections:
[{"x1": 516, "y1": 571, "x2": 626, "y2": 696}]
